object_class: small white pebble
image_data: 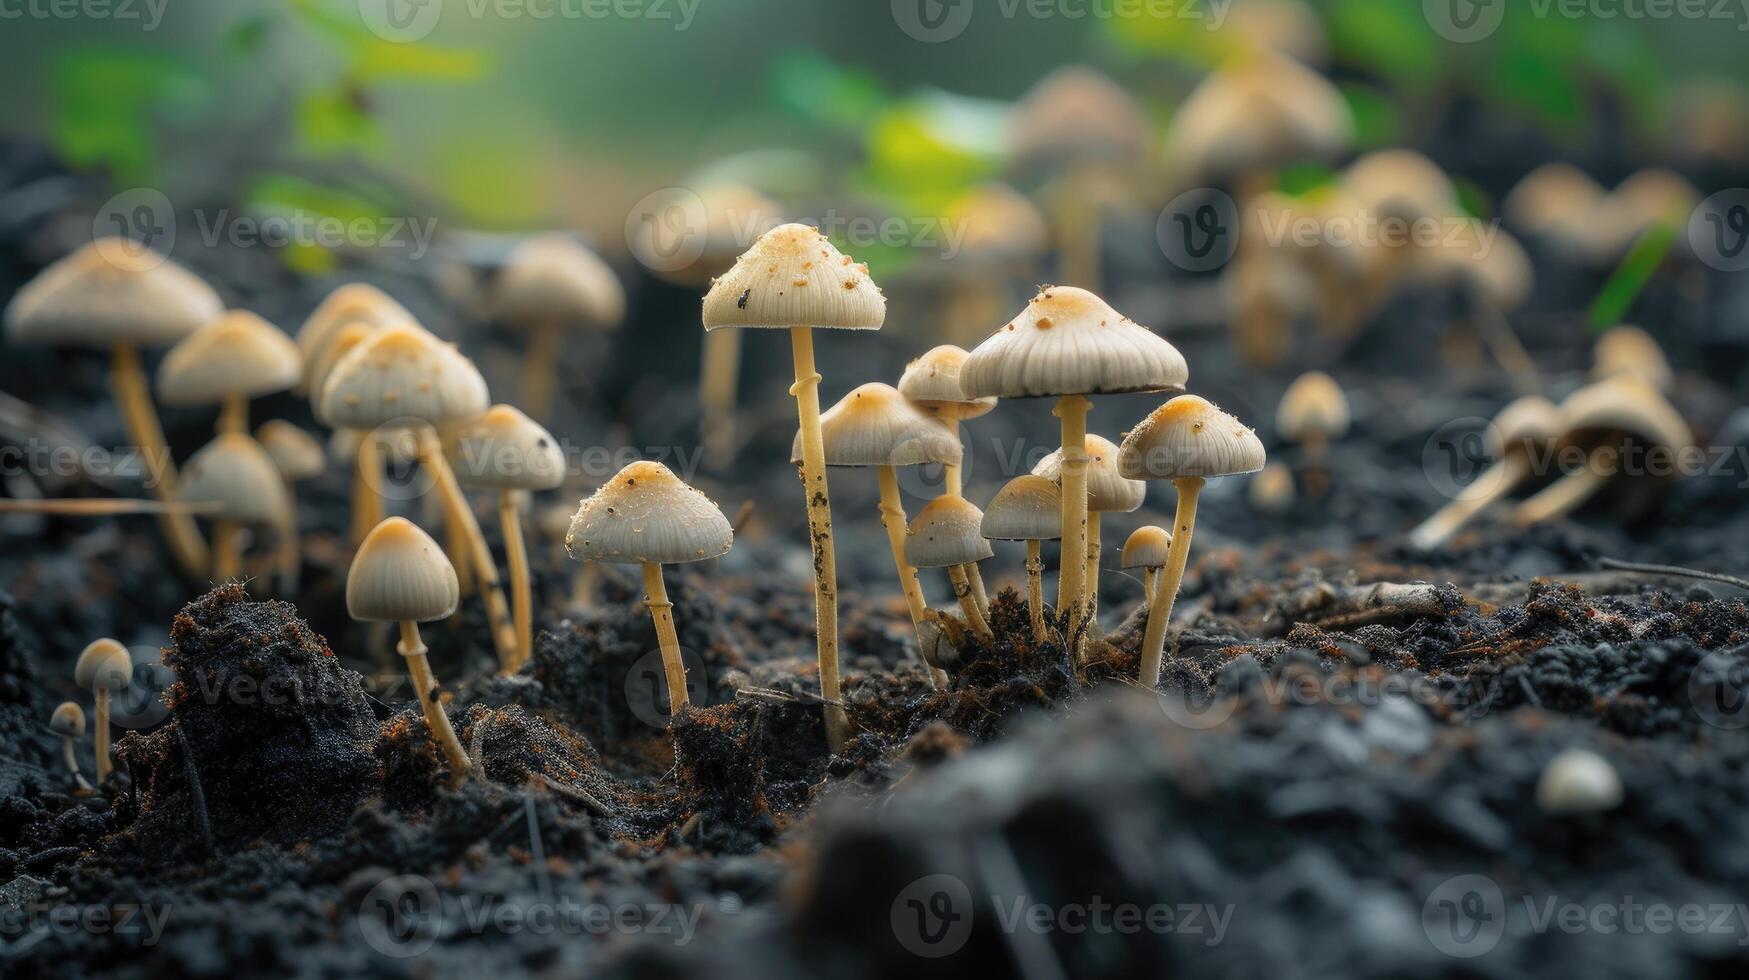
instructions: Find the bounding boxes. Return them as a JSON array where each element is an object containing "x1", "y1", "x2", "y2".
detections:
[{"x1": 1536, "y1": 748, "x2": 1623, "y2": 814}]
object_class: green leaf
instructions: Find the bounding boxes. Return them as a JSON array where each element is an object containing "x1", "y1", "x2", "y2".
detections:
[
  {"x1": 295, "y1": 87, "x2": 378, "y2": 154},
  {"x1": 353, "y1": 38, "x2": 489, "y2": 82},
  {"x1": 1589, "y1": 221, "x2": 1678, "y2": 332},
  {"x1": 769, "y1": 48, "x2": 888, "y2": 133},
  {"x1": 1327, "y1": 0, "x2": 1439, "y2": 88},
  {"x1": 1339, "y1": 83, "x2": 1401, "y2": 149},
  {"x1": 50, "y1": 50, "x2": 206, "y2": 183},
  {"x1": 224, "y1": 15, "x2": 274, "y2": 54}
]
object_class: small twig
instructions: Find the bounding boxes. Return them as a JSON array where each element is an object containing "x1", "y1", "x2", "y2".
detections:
[
  {"x1": 176, "y1": 724, "x2": 214, "y2": 859},
  {"x1": 730, "y1": 500, "x2": 756, "y2": 535},
  {"x1": 1597, "y1": 558, "x2": 1749, "y2": 593},
  {"x1": 525, "y1": 771, "x2": 612, "y2": 816}
]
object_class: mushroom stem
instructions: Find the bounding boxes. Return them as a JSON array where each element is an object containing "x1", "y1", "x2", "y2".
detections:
[
  {"x1": 109, "y1": 344, "x2": 209, "y2": 577},
  {"x1": 1515, "y1": 447, "x2": 1617, "y2": 527},
  {"x1": 875, "y1": 465, "x2": 943, "y2": 690},
  {"x1": 415, "y1": 428, "x2": 518, "y2": 669},
  {"x1": 446, "y1": 494, "x2": 476, "y2": 599},
  {"x1": 1054, "y1": 394, "x2": 1092, "y2": 626},
  {"x1": 942, "y1": 413, "x2": 964, "y2": 498},
  {"x1": 1408, "y1": 455, "x2": 1531, "y2": 550},
  {"x1": 1472, "y1": 302, "x2": 1542, "y2": 395},
  {"x1": 211, "y1": 519, "x2": 242, "y2": 582},
  {"x1": 700, "y1": 328, "x2": 742, "y2": 469},
  {"x1": 949, "y1": 564, "x2": 995, "y2": 643},
  {"x1": 1084, "y1": 511, "x2": 1103, "y2": 635},
  {"x1": 1139, "y1": 477, "x2": 1204, "y2": 689},
  {"x1": 398, "y1": 620, "x2": 473, "y2": 786},
  {"x1": 217, "y1": 392, "x2": 247, "y2": 434},
  {"x1": 276, "y1": 491, "x2": 301, "y2": 595},
  {"x1": 1301, "y1": 432, "x2": 1331, "y2": 499},
  {"x1": 966, "y1": 565, "x2": 991, "y2": 621},
  {"x1": 351, "y1": 430, "x2": 384, "y2": 547},
  {"x1": 499, "y1": 490, "x2": 534, "y2": 674},
  {"x1": 1026, "y1": 539, "x2": 1046, "y2": 643},
  {"x1": 573, "y1": 560, "x2": 600, "y2": 609},
  {"x1": 93, "y1": 689, "x2": 112, "y2": 783},
  {"x1": 522, "y1": 319, "x2": 566, "y2": 423},
  {"x1": 61, "y1": 736, "x2": 91, "y2": 793},
  {"x1": 787, "y1": 326, "x2": 848, "y2": 753},
  {"x1": 1144, "y1": 567, "x2": 1159, "y2": 606},
  {"x1": 641, "y1": 561, "x2": 690, "y2": 715}
]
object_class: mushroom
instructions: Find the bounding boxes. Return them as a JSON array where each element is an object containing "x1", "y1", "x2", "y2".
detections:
[
  {"x1": 1220, "y1": 0, "x2": 1328, "y2": 64},
  {"x1": 488, "y1": 234, "x2": 625, "y2": 422},
  {"x1": 310, "y1": 320, "x2": 392, "y2": 544},
  {"x1": 1408, "y1": 395, "x2": 1562, "y2": 550},
  {"x1": 898, "y1": 345, "x2": 999, "y2": 611},
  {"x1": 347, "y1": 517, "x2": 474, "y2": 786},
  {"x1": 1120, "y1": 525, "x2": 1172, "y2": 607},
  {"x1": 1514, "y1": 377, "x2": 1692, "y2": 528},
  {"x1": 565, "y1": 462, "x2": 734, "y2": 715},
  {"x1": 1248, "y1": 461, "x2": 1297, "y2": 514},
  {"x1": 980, "y1": 475, "x2": 1062, "y2": 642},
  {"x1": 74, "y1": 638, "x2": 132, "y2": 783},
  {"x1": 1164, "y1": 52, "x2": 1351, "y2": 193},
  {"x1": 964, "y1": 287, "x2": 1187, "y2": 634},
  {"x1": 702, "y1": 223, "x2": 886, "y2": 752},
  {"x1": 1536, "y1": 748, "x2": 1623, "y2": 814},
  {"x1": 1032, "y1": 434, "x2": 1144, "y2": 636},
  {"x1": 905, "y1": 496, "x2": 996, "y2": 644},
  {"x1": 451, "y1": 405, "x2": 566, "y2": 673},
  {"x1": 1607, "y1": 168, "x2": 1699, "y2": 256},
  {"x1": 294, "y1": 283, "x2": 416, "y2": 395},
  {"x1": 1119, "y1": 395, "x2": 1267, "y2": 688},
  {"x1": 3, "y1": 238, "x2": 223, "y2": 577},
  {"x1": 50, "y1": 702, "x2": 92, "y2": 792},
  {"x1": 256, "y1": 420, "x2": 327, "y2": 593},
  {"x1": 157, "y1": 310, "x2": 301, "y2": 434},
  {"x1": 1338, "y1": 150, "x2": 1460, "y2": 326},
  {"x1": 1276, "y1": 370, "x2": 1350, "y2": 497},
  {"x1": 1591, "y1": 325, "x2": 1673, "y2": 391},
  {"x1": 934, "y1": 184, "x2": 1048, "y2": 346},
  {"x1": 1504, "y1": 163, "x2": 1612, "y2": 264},
  {"x1": 178, "y1": 432, "x2": 292, "y2": 582}
]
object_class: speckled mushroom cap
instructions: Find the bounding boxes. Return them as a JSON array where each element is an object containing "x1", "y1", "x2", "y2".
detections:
[
  {"x1": 790, "y1": 383, "x2": 961, "y2": 469},
  {"x1": 701, "y1": 223, "x2": 886, "y2": 331},
  {"x1": 1120, "y1": 525, "x2": 1173, "y2": 569},
  {"x1": 632, "y1": 183, "x2": 784, "y2": 287},
  {"x1": 960, "y1": 286, "x2": 1188, "y2": 399},
  {"x1": 904, "y1": 496, "x2": 995, "y2": 569},
  {"x1": 980, "y1": 475, "x2": 1063, "y2": 541},
  {"x1": 1164, "y1": 53, "x2": 1351, "y2": 184},
  {"x1": 1276, "y1": 371, "x2": 1352, "y2": 442},
  {"x1": 5, "y1": 239, "x2": 223, "y2": 350},
  {"x1": 898, "y1": 346, "x2": 998, "y2": 420},
  {"x1": 566, "y1": 461, "x2": 732, "y2": 566},
  {"x1": 50, "y1": 702, "x2": 85, "y2": 737},
  {"x1": 1032, "y1": 434, "x2": 1146, "y2": 513},
  {"x1": 1484, "y1": 395, "x2": 1563, "y2": 459},
  {"x1": 157, "y1": 311, "x2": 301, "y2": 405},
  {"x1": 489, "y1": 234, "x2": 625, "y2": 330},
  {"x1": 318, "y1": 325, "x2": 489, "y2": 430},
  {"x1": 295, "y1": 284, "x2": 417, "y2": 390},
  {"x1": 450, "y1": 404, "x2": 566, "y2": 491},
  {"x1": 941, "y1": 184, "x2": 1049, "y2": 268},
  {"x1": 347, "y1": 517, "x2": 460, "y2": 623},
  {"x1": 1120, "y1": 395, "x2": 1268, "y2": 481},
  {"x1": 74, "y1": 638, "x2": 131, "y2": 691},
  {"x1": 256, "y1": 420, "x2": 327, "y2": 481},
  {"x1": 1557, "y1": 377, "x2": 1693, "y2": 454},
  {"x1": 1009, "y1": 65, "x2": 1150, "y2": 168},
  {"x1": 1341, "y1": 150, "x2": 1458, "y2": 222},
  {"x1": 179, "y1": 433, "x2": 292, "y2": 525},
  {"x1": 1592, "y1": 325, "x2": 1673, "y2": 391}
]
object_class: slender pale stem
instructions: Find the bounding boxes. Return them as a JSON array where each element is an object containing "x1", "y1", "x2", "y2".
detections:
[
  {"x1": 949, "y1": 564, "x2": 994, "y2": 642},
  {"x1": 109, "y1": 344, "x2": 208, "y2": 577},
  {"x1": 62, "y1": 737, "x2": 91, "y2": 792},
  {"x1": 217, "y1": 392, "x2": 248, "y2": 434},
  {"x1": 573, "y1": 561, "x2": 600, "y2": 609},
  {"x1": 1084, "y1": 511, "x2": 1103, "y2": 635},
  {"x1": 789, "y1": 327, "x2": 847, "y2": 752},
  {"x1": 522, "y1": 320, "x2": 566, "y2": 423},
  {"x1": 1139, "y1": 477, "x2": 1204, "y2": 689},
  {"x1": 1515, "y1": 447, "x2": 1617, "y2": 527},
  {"x1": 93, "y1": 689, "x2": 112, "y2": 783},
  {"x1": 399, "y1": 621, "x2": 473, "y2": 786},
  {"x1": 501, "y1": 490, "x2": 534, "y2": 674},
  {"x1": 1055, "y1": 394, "x2": 1091, "y2": 622},
  {"x1": 212, "y1": 519, "x2": 242, "y2": 582},
  {"x1": 700, "y1": 328, "x2": 743, "y2": 469},
  {"x1": 1026, "y1": 539, "x2": 1046, "y2": 643},
  {"x1": 417, "y1": 428, "x2": 517, "y2": 669},
  {"x1": 876, "y1": 466, "x2": 942, "y2": 690},
  {"x1": 943, "y1": 412, "x2": 964, "y2": 498},
  {"x1": 642, "y1": 562, "x2": 690, "y2": 716},
  {"x1": 1144, "y1": 567, "x2": 1159, "y2": 606},
  {"x1": 351, "y1": 430, "x2": 384, "y2": 547},
  {"x1": 1408, "y1": 455, "x2": 1531, "y2": 550}
]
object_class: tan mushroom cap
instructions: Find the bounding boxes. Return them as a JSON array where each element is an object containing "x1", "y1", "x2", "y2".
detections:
[
  {"x1": 179, "y1": 433, "x2": 292, "y2": 525},
  {"x1": 904, "y1": 496, "x2": 995, "y2": 568},
  {"x1": 306, "y1": 322, "x2": 380, "y2": 413},
  {"x1": 51, "y1": 702, "x2": 86, "y2": 737},
  {"x1": 1223, "y1": 0, "x2": 1328, "y2": 63},
  {"x1": 1249, "y1": 461, "x2": 1297, "y2": 513},
  {"x1": 1558, "y1": 377, "x2": 1693, "y2": 455},
  {"x1": 318, "y1": 326, "x2": 489, "y2": 430},
  {"x1": 347, "y1": 517, "x2": 461, "y2": 623},
  {"x1": 1120, "y1": 525, "x2": 1173, "y2": 569},
  {"x1": 1009, "y1": 65, "x2": 1150, "y2": 167},
  {"x1": 1033, "y1": 434, "x2": 1146, "y2": 513},
  {"x1": 701, "y1": 223, "x2": 886, "y2": 331},
  {"x1": 1484, "y1": 395, "x2": 1564, "y2": 459},
  {"x1": 1164, "y1": 53, "x2": 1352, "y2": 184},
  {"x1": 960, "y1": 286, "x2": 1189, "y2": 399},
  {"x1": 1120, "y1": 395, "x2": 1268, "y2": 480},
  {"x1": 1504, "y1": 164, "x2": 1606, "y2": 240},
  {"x1": 450, "y1": 404, "x2": 566, "y2": 491},
  {"x1": 157, "y1": 311, "x2": 301, "y2": 405},
  {"x1": 295, "y1": 284, "x2": 417, "y2": 390},
  {"x1": 980, "y1": 475, "x2": 1063, "y2": 541},
  {"x1": 790, "y1": 383, "x2": 961, "y2": 469},
  {"x1": 490, "y1": 233, "x2": 626, "y2": 331},
  {"x1": 898, "y1": 346, "x2": 998, "y2": 420},
  {"x1": 74, "y1": 638, "x2": 131, "y2": 691},
  {"x1": 256, "y1": 420, "x2": 327, "y2": 481},
  {"x1": 1611, "y1": 169, "x2": 1700, "y2": 239},
  {"x1": 4, "y1": 239, "x2": 223, "y2": 349},
  {"x1": 633, "y1": 183, "x2": 784, "y2": 287},
  {"x1": 1592, "y1": 325, "x2": 1673, "y2": 391},
  {"x1": 1341, "y1": 150, "x2": 1459, "y2": 222},
  {"x1": 1277, "y1": 371, "x2": 1351, "y2": 443},
  {"x1": 941, "y1": 183, "x2": 1049, "y2": 267},
  {"x1": 566, "y1": 461, "x2": 733, "y2": 566}
]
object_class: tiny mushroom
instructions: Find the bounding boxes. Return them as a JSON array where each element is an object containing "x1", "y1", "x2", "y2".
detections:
[
  {"x1": 1504, "y1": 163, "x2": 1612, "y2": 263},
  {"x1": 980, "y1": 475, "x2": 1063, "y2": 642},
  {"x1": 1032, "y1": 434, "x2": 1144, "y2": 635},
  {"x1": 489, "y1": 234, "x2": 626, "y2": 422},
  {"x1": 935, "y1": 184, "x2": 1049, "y2": 346},
  {"x1": 1408, "y1": 395, "x2": 1563, "y2": 550},
  {"x1": 257, "y1": 420, "x2": 327, "y2": 593},
  {"x1": 1164, "y1": 52, "x2": 1352, "y2": 193},
  {"x1": 905, "y1": 496, "x2": 996, "y2": 644},
  {"x1": 1120, "y1": 525, "x2": 1173, "y2": 607},
  {"x1": 50, "y1": 702, "x2": 91, "y2": 793},
  {"x1": 1515, "y1": 377, "x2": 1693, "y2": 528},
  {"x1": 1536, "y1": 748, "x2": 1624, "y2": 814},
  {"x1": 178, "y1": 432, "x2": 292, "y2": 583},
  {"x1": 1249, "y1": 461, "x2": 1297, "y2": 514},
  {"x1": 1591, "y1": 324, "x2": 1673, "y2": 391},
  {"x1": 898, "y1": 345, "x2": 997, "y2": 499},
  {"x1": 308, "y1": 319, "x2": 391, "y2": 543},
  {"x1": 1276, "y1": 370, "x2": 1350, "y2": 496},
  {"x1": 294, "y1": 283, "x2": 417, "y2": 394},
  {"x1": 157, "y1": 310, "x2": 301, "y2": 435},
  {"x1": 74, "y1": 638, "x2": 132, "y2": 783}
]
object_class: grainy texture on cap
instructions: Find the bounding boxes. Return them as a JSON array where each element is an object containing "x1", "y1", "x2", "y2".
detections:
[
  {"x1": 1033, "y1": 434, "x2": 1146, "y2": 513},
  {"x1": 257, "y1": 421, "x2": 327, "y2": 481},
  {"x1": 1558, "y1": 377, "x2": 1692, "y2": 453},
  {"x1": 1120, "y1": 525, "x2": 1173, "y2": 569},
  {"x1": 701, "y1": 223, "x2": 886, "y2": 331},
  {"x1": 158, "y1": 311, "x2": 301, "y2": 405},
  {"x1": 179, "y1": 433, "x2": 292, "y2": 525},
  {"x1": 898, "y1": 345, "x2": 997, "y2": 418},
  {"x1": 490, "y1": 233, "x2": 626, "y2": 329},
  {"x1": 960, "y1": 286, "x2": 1188, "y2": 398},
  {"x1": 1009, "y1": 65, "x2": 1149, "y2": 167},
  {"x1": 790, "y1": 383, "x2": 960, "y2": 468},
  {"x1": 980, "y1": 475, "x2": 1063, "y2": 541},
  {"x1": 51, "y1": 702, "x2": 85, "y2": 736},
  {"x1": 1120, "y1": 395, "x2": 1268, "y2": 480},
  {"x1": 1484, "y1": 395, "x2": 1563, "y2": 458},
  {"x1": 905, "y1": 496, "x2": 995, "y2": 568},
  {"x1": 451, "y1": 404, "x2": 566, "y2": 491},
  {"x1": 318, "y1": 326, "x2": 489, "y2": 429},
  {"x1": 4, "y1": 238, "x2": 222, "y2": 348},
  {"x1": 75, "y1": 638, "x2": 131, "y2": 690},
  {"x1": 347, "y1": 517, "x2": 460, "y2": 622},
  {"x1": 566, "y1": 461, "x2": 732, "y2": 565},
  {"x1": 1276, "y1": 371, "x2": 1352, "y2": 442},
  {"x1": 1164, "y1": 53, "x2": 1351, "y2": 184},
  {"x1": 295, "y1": 284, "x2": 417, "y2": 390},
  {"x1": 1592, "y1": 325, "x2": 1673, "y2": 390}
]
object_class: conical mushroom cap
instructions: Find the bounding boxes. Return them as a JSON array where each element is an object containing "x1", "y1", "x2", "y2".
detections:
[
  {"x1": 904, "y1": 496, "x2": 994, "y2": 568},
  {"x1": 157, "y1": 310, "x2": 301, "y2": 405},
  {"x1": 4, "y1": 239, "x2": 222, "y2": 349},
  {"x1": 1033, "y1": 434, "x2": 1146, "y2": 513},
  {"x1": 566, "y1": 461, "x2": 732, "y2": 565},
  {"x1": 1592, "y1": 325, "x2": 1673, "y2": 391},
  {"x1": 1009, "y1": 65, "x2": 1149, "y2": 168},
  {"x1": 1558, "y1": 377, "x2": 1692, "y2": 454},
  {"x1": 1341, "y1": 150, "x2": 1458, "y2": 222},
  {"x1": 941, "y1": 183, "x2": 1049, "y2": 268},
  {"x1": 51, "y1": 702, "x2": 85, "y2": 737},
  {"x1": 898, "y1": 345, "x2": 998, "y2": 419},
  {"x1": 74, "y1": 638, "x2": 131, "y2": 691},
  {"x1": 1164, "y1": 53, "x2": 1351, "y2": 184},
  {"x1": 296, "y1": 284, "x2": 418, "y2": 391},
  {"x1": 490, "y1": 234, "x2": 626, "y2": 331},
  {"x1": 960, "y1": 286, "x2": 1188, "y2": 399},
  {"x1": 790, "y1": 383, "x2": 961, "y2": 468},
  {"x1": 1120, "y1": 395, "x2": 1268, "y2": 480},
  {"x1": 451, "y1": 404, "x2": 566, "y2": 491},
  {"x1": 179, "y1": 433, "x2": 292, "y2": 525},
  {"x1": 256, "y1": 420, "x2": 327, "y2": 480},
  {"x1": 347, "y1": 517, "x2": 460, "y2": 622},
  {"x1": 701, "y1": 223, "x2": 886, "y2": 331},
  {"x1": 980, "y1": 475, "x2": 1062, "y2": 541},
  {"x1": 1484, "y1": 395, "x2": 1563, "y2": 459},
  {"x1": 1120, "y1": 525, "x2": 1173, "y2": 569},
  {"x1": 1277, "y1": 371, "x2": 1351, "y2": 442},
  {"x1": 318, "y1": 326, "x2": 489, "y2": 430}
]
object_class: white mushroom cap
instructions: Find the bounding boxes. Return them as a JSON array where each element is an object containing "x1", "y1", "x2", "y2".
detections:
[
  {"x1": 1484, "y1": 395, "x2": 1563, "y2": 459},
  {"x1": 1119, "y1": 525, "x2": 1173, "y2": 569},
  {"x1": 179, "y1": 433, "x2": 292, "y2": 525},
  {"x1": 347, "y1": 517, "x2": 460, "y2": 623},
  {"x1": 1341, "y1": 150, "x2": 1459, "y2": 222},
  {"x1": 1120, "y1": 395, "x2": 1268, "y2": 480},
  {"x1": 450, "y1": 404, "x2": 566, "y2": 491},
  {"x1": 51, "y1": 701, "x2": 86, "y2": 737},
  {"x1": 701, "y1": 223, "x2": 886, "y2": 331},
  {"x1": 256, "y1": 420, "x2": 327, "y2": 481},
  {"x1": 1536, "y1": 748, "x2": 1623, "y2": 814},
  {"x1": 790, "y1": 383, "x2": 961, "y2": 469},
  {"x1": 157, "y1": 310, "x2": 301, "y2": 405},
  {"x1": 898, "y1": 346, "x2": 998, "y2": 420},
  {"x1": 1033, "y1": 434, "x2": 1146, "y2": 513},
  {"x1": 1277, "y1": 371, "x2": 1352, "y2": 443},
  {"x1": 1557, "y1": 377, "x2": 1692, "y2": 455},
  {"x1": 904, "y1": 496, "x2": 995, "y2": 569},
  {"x1": 960, "y1": 286, "x2": 1189, "y2": 399},
  {"x1": 980, "y1": 475, "x2": 1063, "y2": 541},
  {"x1": 566, "y1": 461, "x2": 733, "y2": 566},
  {"x1": 4, "y1": 239, "x2": 222, "y2": 349},
  {"x1": 74, "y1": 638, "x2": 132, "y2": 691},
  {"x1": 295, "y1": 284, "x2": 418, "y2": 390},
  {"x1": 489, "y1": 234, "x2": 626, "y2": 331},
  {"x1": 1591, "y1": 325, "x2": 1673, "y2": 391},
  {"x1": 1009, "y1": 65, "x2": 1150, "y2": 168},
  {"x1": 940, "y1": 184, "x2": 1049, "y2": 268},
  {"x1": 1164, "y1": 53, "x2": 1352, "y2": 185},
  {"x1": 318, "y1": 326, "x2": 489, "y2": 430}
]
